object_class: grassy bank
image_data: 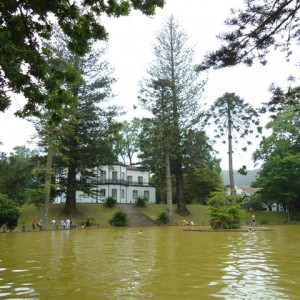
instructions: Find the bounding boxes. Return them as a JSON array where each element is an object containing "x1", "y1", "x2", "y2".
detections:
[
  {"x1": 138, "y1": 204, "x2": 300, "y2": 226},
  {"x1": 18, "y1": 203, "x2": 119, "y2": 231},
  {"x1": 16, "y1": 203, "x2": 300, "y2": 231}
]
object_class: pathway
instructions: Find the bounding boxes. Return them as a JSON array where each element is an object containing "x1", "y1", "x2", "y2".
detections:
[{"x1": 119, "y1": 204, "x2": 158, "y2": 227}]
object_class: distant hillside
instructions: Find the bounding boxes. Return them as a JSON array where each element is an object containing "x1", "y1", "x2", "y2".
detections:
[{"x1": 221, "y1": 169, "x2": 260, "y2": 186}]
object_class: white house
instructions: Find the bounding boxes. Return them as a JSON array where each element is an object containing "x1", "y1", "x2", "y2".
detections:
[{"x1": 55, "y1": 162, "x2": 156, "y2": 204}]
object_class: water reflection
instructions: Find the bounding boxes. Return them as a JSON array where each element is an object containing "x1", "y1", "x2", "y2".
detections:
[
  {"x1": 211, "y1": 231, "x2": 289, "y2": 299},
  {"x1": 0, "y1": 226, "x2": 300, "y2": 299}
]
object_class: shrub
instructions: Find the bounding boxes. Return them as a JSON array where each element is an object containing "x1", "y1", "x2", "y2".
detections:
[
  {"x1": 110, "y1": 211, "x2": 128, "y2": 227},
  {"x1": 0, "y1": 193, "x2": 20, "y2": 231},
  {"x1": 104, "y1": 196, "x2": 117, "y2": 208},
  {"x1": 135, "y1": 196, "x2": 148, "y2": 208},
  {"x1": 208, "y1": 190, "x2": 242, "y2": 229},
  {"x1": 243, "y1": 193, "x2": 265, "y2": 211},
  {"x1": 156, "y1": 212, "x2": 169, "y2": 225}
]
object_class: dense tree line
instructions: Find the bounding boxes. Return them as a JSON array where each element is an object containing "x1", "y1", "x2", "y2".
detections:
[
  {"x1": 198, "y1": 0, "x2": 300, "y2": 213},
  {"x1": 2, "y1": 0, "x2": 300, "y2": 226}
]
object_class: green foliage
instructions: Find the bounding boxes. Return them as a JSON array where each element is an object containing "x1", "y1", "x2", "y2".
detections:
[
  {"x1": 238, "y1": 165, "x2": 248, "y2": 176},
  {"x1": 0, "y1": 147, "x2": 40, "y2": 205},
  {"x1": 0, "y1": 193, "x2": 21, "y2": 230},
  {"x1": 104, "y1": 197, "x2": 117, "y2": 208},
  {"x1": 0, "y1": 0, "x2": 164, "y2": 116},
  {"x1": 135, "y1": 196, "x2": 148, "y2": 208},
  {"x1": 138, "y1": 16, "x2": 207, "y2": 215},
  {"x1": 25, "y1": 188, "x2": 45, "y2": 209},
  {"x1": 253, "y1": 102, "x2": 300, "y2": 211},
  {"x1": 242, "y1": 193, "x2": 266, "y2": 211},
  {"x1": 208, "y1": 190, "x2": 242, "y2": 229},
  {"x1": 255, "y1": 154, "x2": 300, "y2": 211},
  {"x1": 206, "y1": 92, "x2": 260, "y2": 193},
  {"x1": 156, "y1": 212, "x2": 169, "y2": 225},
  {"x1": 114, "y1": 118, "x2": 142, "y2": 165},
  {"x1": 110, "y1": 211, "x2": 128, "y2": 227},
  {"x1": 200, "y1": 0, "x2": 300, "y2": 69},
  {"x1": 38, "y1": 31, "x2": 122, "y2": 215},
  {"x1": 184, "y1": 168, "x2": 223, "y2": 204},
  {"x1": 208, "y1": 93, "x2": 260, "y2": 143}
]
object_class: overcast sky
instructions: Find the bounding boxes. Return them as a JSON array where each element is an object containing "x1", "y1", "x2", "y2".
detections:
[{"x1": 0, "y1": 0, "x2": 299, "y2": 170}]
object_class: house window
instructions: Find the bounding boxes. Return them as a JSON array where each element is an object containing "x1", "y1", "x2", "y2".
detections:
[
  {"x1": 144, "y1": 191, "x2": 149, "y2": 200},
  {"x1": 121, "y1": 189, "x2": 125, "y2": 199},
  {"x1": 127, "y1": 176, "x2": 132, "y2": 183},
  {"x1": 112, "y1": 189, "x2": 117, "y2": 199},
  {"x1": 138, "y1": 176, "x2": 143, "y2": 185},
  {"x1": 133, "y1": 190, "x2": 138, "y2": 199},
  {"x1": 112, "y1": 171, "x2": 118, "y2": 180},
  {"x1": 121, "y1": 172, "x2": 125, "y2": 180},
  {"x1": 83, "y1": 192, "x2": 89, "y2": 198},
  {"x1": 99, "y1": 189, "x2": 106, "y2": 198},
  {"x1": 100, "y1": 171, "x2": 106, "y2": 181}
]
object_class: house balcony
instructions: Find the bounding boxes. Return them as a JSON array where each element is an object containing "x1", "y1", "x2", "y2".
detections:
[{"x1": 92, "y1": 179, "x2": 155, "y2": 187}]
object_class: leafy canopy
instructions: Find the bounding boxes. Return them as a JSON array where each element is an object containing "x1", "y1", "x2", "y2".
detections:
[
  {"x1": 253, "y1": 100, "x2": 300, "y2": 210},
  {"x1": 0, "y1": 0, "x2": 165, "y2": 115},
  {"x1": 199, "y1": 0, "x2": 300, "y2": 70}
]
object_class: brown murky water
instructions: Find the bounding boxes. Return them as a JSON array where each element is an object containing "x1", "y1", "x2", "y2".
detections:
[{"x1": 0, "y1": 226, "x2": 299, "y2": 299}]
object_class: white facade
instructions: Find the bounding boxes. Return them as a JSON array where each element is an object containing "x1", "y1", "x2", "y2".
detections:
[{"x1": 55, "y1": 163, "x2": 156, "y2": 204}]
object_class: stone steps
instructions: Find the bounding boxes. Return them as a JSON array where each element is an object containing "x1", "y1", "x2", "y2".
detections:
[{"x1": 119, "y1": 204, "x2": 158, "y2": 227}]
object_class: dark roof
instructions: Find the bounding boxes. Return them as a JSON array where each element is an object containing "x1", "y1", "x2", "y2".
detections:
[{"x1": 126, "y1": 165, "x2": 147, "y2": 172}]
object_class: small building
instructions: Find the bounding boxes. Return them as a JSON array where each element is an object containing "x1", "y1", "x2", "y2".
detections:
[
  {"x1": 236, "y1": 186, "x2": 261, "y2": 196},
  {"x1": 55, "y1": 162, "x2": 156, "y2": 204},
  {"x1": 236, "y1": 186, "x2": 283, "y2": 211}
]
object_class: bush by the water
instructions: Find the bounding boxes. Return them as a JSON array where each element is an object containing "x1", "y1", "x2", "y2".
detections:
[
  {"x1": 0, "y1": 193, "x2": 20, "y2": 230},
  {"x1": 110, "y1": 211, "x2": 128, "y2": 227},
  {"x1": 156, "y1": 212, "x2": 169, "y2": 225},
  {"x1": 135, "y1": 196, "x2": 148, "y2": 208},
  {"x1": 104, "y1": 196, "x2": 117, "y2": 208},
  {"x1": 208, "y1": 190, "x2": 242, "y2": 229}
]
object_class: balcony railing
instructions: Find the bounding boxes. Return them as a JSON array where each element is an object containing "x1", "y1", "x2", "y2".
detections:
[{"x1": 92, "y1": 178, "x2": 155, "y2": 187}]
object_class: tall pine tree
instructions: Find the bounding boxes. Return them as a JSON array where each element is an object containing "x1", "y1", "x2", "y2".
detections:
[
  {"x1": 139, "y1": 16, "x2": 206, "y2": 215},
  {"x1": 38, "y1": 30, "x2": 121, "y2": 216}
]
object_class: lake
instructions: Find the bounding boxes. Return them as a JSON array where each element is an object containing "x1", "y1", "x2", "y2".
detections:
[{"x1": 0, "y1": 226, "x2": 299, "y2": 299}]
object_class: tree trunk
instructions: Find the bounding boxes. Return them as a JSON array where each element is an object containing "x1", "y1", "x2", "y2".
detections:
[
  {"x1": 165, "y1": 150, "x2": 173, "y2": 223},
  {"x1": 42, "y1": 146, "x2": 53, "y2": 230},
  {"x1": 228, "y1": 116, "x2": 236, "y2": 195},
  {"x1": 64, "y1": 163, "x2": 78, "y2": 216},
  {"x1": 175, "y1": 159, "x2": 189, "y2": 215}
]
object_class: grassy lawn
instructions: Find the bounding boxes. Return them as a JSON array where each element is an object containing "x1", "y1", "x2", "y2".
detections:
[
  {"x1": 18, "y1": 203, "x2": 119, "y2": 230},
  {"x1": 139, "y1": 204, "x2": 300, "y2": 226},
  {"x1": 138, "y1": 204, "x2": 211, "y2": 226},
  {"x1": 15, "y1": 203, "x2": 300, "y2": 231}
]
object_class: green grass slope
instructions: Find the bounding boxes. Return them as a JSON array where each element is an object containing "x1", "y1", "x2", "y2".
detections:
[
  {"x1": 18, "y1": 203, "x2": 119, "y2": 230},
  {"x1": 15, "y1": 203, "x2": 300, "y2": 231}
]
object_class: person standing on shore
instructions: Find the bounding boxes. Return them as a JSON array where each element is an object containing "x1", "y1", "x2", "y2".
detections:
[
  {"x1": 61, "y1": 219, "x2": 66, "y2": 229},
  {"x1": 252, "y1": 215, "x2": 256, "y2": 230},
  {"x1": 51, "y1": 219, "x2": 56, "y2": 229}
]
